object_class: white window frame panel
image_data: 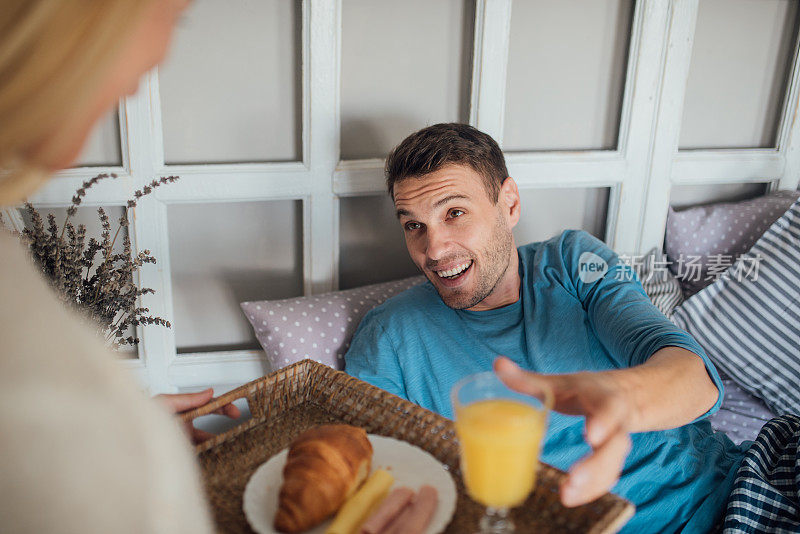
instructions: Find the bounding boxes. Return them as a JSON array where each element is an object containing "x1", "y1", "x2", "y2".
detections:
[
  {"x1": 637, "y1": 0, "x2": 800, "y2": 252},
  {"x1": 12, "y1": 0, "x2": 800, "y2": 392}
]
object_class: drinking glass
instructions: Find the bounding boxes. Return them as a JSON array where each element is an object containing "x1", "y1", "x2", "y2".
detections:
[{"x1": 451, "y1": 371, "x2": 552, "y2": 533}]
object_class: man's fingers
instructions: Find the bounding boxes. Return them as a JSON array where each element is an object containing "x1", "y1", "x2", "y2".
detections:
[
  {"x1": 494, "y1": 356, "x2": 552, "y2": 399},
  {"x1": 561, "y1": 431, "x2": 631, "y2": 507},
  {"x1": 584, "y1": 394, "x2": 627, "y2": 446},
  {"x1": 494, "y1": 356, "x2": 525, "y2": 386}
]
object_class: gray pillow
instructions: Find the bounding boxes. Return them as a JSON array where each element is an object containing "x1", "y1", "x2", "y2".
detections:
[
  {"x1": 672, "y1": 197, "x2": 800, "y2": 415},
  {"x1": 665, "y1": 189, "x2": 800, "y2": 297},
  {"x1": 241, "y1": 276, "x2": 425, "y2": 371},
  {"x1": 625, "y1": 248, "x2": 684, "y2": 318}
]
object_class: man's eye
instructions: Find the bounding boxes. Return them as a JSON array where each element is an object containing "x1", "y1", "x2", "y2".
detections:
[
  {"x1": 449, "y1": 209, "x2": 464, "y2": 218},
  {"x1": 404, "y1": 221, "x2": 421, "y2": 231}
]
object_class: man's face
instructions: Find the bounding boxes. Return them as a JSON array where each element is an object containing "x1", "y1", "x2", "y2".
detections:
[{"x1": 394, "y1": 164, "x2": 517, "y2": 310}]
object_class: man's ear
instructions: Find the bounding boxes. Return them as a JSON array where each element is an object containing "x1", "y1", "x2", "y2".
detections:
[{"x1": 499, "y1": 177, "x2": 521, "y2": 228}]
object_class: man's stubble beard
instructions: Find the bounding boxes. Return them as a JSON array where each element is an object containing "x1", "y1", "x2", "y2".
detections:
[{"x1": 431, "y1": 213, "x2": 514, "y2": 310}]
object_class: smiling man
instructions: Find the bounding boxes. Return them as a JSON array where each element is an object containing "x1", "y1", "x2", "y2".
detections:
[{"x1": 343, "y1": 123, "x2": 762, "y2": 533}]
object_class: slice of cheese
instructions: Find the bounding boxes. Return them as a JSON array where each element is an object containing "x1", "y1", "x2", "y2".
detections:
[{"x1": 326, "y1": 469, "x2": 395, "y2": 534}]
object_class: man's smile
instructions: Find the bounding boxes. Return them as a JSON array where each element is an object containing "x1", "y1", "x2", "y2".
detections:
[
  {"x1": 434, "y1": 259, "x2": 473, "y2": 279},
  {"x1": 432, "y1": 259, "x2": 474, "y2": 287}
]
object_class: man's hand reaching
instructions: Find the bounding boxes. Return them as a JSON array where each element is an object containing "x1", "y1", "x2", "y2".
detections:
[
  {"x1": 494, "y1": 356, "x2": 633, "y2": 508},
  {"x1": 494, "y1": 346, "x2": 718, "y2": 507},
  {"x1": 156, "y1": 388, "x2": 241, "y2": 445}
]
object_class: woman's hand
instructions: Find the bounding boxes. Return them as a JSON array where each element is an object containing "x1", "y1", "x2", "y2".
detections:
[
  {"x1": 494, "y1": 357, "x2": 633, "y2": 508},
  {"x1": 156, "y1": 388, "x2": 241, "y2": 445}
]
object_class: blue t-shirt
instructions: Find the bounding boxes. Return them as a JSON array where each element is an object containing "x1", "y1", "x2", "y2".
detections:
[{"x1": 345, "y1": 230, "x2": 749, "y2": 533}]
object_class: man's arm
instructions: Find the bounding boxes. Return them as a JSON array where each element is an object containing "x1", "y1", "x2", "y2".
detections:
[
  {"x1": 495, "y1": 349, "x2": 717, "y2": 508},
  {"x1": 604, "y1": 346, "x2": 718, "y2": 432},
  {"x1": 499, "y1": 230, "x2": 722, "y2": 507},
  {"x1": 560, "y1": 230, "x2": 723, "y2": 416}
]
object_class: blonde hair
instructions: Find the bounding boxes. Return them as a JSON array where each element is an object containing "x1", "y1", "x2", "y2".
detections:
[{"x1": 0, "y1": 1, "x2": 154, "y2": 205}]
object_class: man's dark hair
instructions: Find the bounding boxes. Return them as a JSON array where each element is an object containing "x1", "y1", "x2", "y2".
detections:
[{"x1": 385, "y1": 123, "x2": 509, "y2": 202}]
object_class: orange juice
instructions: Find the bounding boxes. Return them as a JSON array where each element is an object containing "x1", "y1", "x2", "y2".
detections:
[{"x1": 455, "y1": 399, "x2": 546, "y2": 508}]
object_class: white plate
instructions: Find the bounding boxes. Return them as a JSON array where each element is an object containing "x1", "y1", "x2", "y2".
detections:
[{"x1": 243, "y1": 434, "x2": 458, "y2": 534}]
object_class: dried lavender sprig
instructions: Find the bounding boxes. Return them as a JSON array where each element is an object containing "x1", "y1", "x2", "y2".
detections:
[
  {"x1": 67, "y1": 173, "x2": 119, "y2": 216},
  {"x1": 127, "y1": 175, "x2": 179, "y2": 209},
  {"x1": 16, "y1": 173, "x2": 179, "y2": 350}
]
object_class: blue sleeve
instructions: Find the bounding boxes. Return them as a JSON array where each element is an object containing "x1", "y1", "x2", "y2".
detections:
[
  {"x1": 344, "y1": 309, "x2": 408, "y2": 400},
  {"x1": 559, "y1": 230, "x2": 723, "y2": 420}
]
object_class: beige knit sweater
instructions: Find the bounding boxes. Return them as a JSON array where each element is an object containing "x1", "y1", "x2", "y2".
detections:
[{"x1": 0, "y1": 231, "x2": 213, "y2": 533}]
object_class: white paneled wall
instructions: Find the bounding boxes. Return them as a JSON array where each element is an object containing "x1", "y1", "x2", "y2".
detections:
[
  {"x1": 168, "y1": 200, "x2": 304, "y2": 352},
  {"x1": 340, "y1": 0, "x2": 473, "y2": 159},
  {"x1": 338, "y1": 195, "x2": 419, "y2": 289},
  {"x1": 74, "y1": 109, "x2": 122, "y2": 167},
  {"x1": 16, "y1": 0, "x2": 800, "y2": 393},
  {"x1": 514, "y1": 188, "x2": 610, "y2": 245},
  {"x1": 680, "y1": 0, "x2": 799, "y2": 149},
  {"x1": 159, "y1": 0, "x2": 301, "y2": 164},
  {"x1": 503, "y1": 0, "x2": 633, "y2": 151}
]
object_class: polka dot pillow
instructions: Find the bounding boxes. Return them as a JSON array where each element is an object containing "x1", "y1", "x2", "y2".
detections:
[
  {"x1": 665, "y1": 189, "x2": 800, "y2": 297},
  {"x1": 241, "y1": 276, "x2": 426, "y2": 371},
  {"x1": 709, "y1": 371, "x2": 775, "y2": 444}
]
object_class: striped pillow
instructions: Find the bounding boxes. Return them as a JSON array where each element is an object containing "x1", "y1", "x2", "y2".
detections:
[
  {"x1": 672, "y1": 197, "x2": 800, "y2": 415},
  {"x1": 624, "y1": 248, "x2": 685, "y2": 318}
]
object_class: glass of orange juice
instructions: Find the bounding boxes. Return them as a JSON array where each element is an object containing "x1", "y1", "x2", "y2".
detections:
[{"x1": 452, "y1": 371, "x2": 552, "y2": 533}]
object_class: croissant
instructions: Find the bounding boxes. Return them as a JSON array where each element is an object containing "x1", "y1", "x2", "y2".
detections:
[{"x1": 274, "y1": 424, "x2": 373, "y2": 533}]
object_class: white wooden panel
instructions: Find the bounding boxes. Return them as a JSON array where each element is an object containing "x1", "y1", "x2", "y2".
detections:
[
  {"x1": 339, "y1": 195, "x2": 419, "y2": 289},
  {"x1": 333, "y1": 153, "x2": 624, "y2": 196},
  {"x1": 74, "y1": 109, "x2": 122, "y2": 167},
  {"x1": 514, "y1": 188, "x2": 610, "y2": 245},
  {"x1": 506, "y1": 152, "x2": 625, "y2": 189},
  {"x1": 469, "y1": 0, "x2": 512, "y2": 143},
  {"x1": 671, "y1": 150, "x2": 784, "y2": 185},
  {"x1": 159, "y1": 0, "x2": 301, "y2": 164},
  {"x1": 0, "y1": 207, "x2": 24, "y2": 233},
  {"x1": 133, "y1": 198, "x2": 176, "y2": 393},
  {"x1": 124, "y1": 72, "x2": 177, "y2": 393},
  {"x1": 339, "y1": 0, "x2": 474, "y2": 159},
  {"x1": 169, "y1": 350, "x2": 270, "y2": 389},
  {"x1": 150, "y1": 165, "x2": 312, "y2": 203},
  {"x1": 333, "y1": 160, "x2": 385, "y2": 196},
  {"x1": 680, "y1": 0, "x2": 799, "y2": 149},
  {"x1": 168, "y1": 200, "x2": 303, "y2": 353},
  {"x1": 777, "y1": 10, "x2": 800, "y2": 191},
  {"x1": 26, "y1": 170, "x2": 133, "y2": 207},
  {"x1": 611, "y1": 0, "x2": 671, "y2": 253},
  {"x1": 306, "y1": 0, "x2": 340, "y2": 295},
  {"x1": 503, "y1": 0, "x2": 634, "y2": 152},
  {"x1": 638, "y1": 1, "x2": 699, "y2": 253}
]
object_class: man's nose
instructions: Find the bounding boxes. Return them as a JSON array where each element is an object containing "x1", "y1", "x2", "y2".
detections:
[{"x1": 424, "y1": 225, "x2": 450, "y2": 262}]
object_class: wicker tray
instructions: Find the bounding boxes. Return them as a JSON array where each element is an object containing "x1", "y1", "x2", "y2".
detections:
[{"x1": 181, "y1": 359, "x2": 634, "y2": 533}]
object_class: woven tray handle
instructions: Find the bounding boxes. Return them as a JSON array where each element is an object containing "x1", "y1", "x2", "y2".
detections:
[{"x1": 178, "y1": 382, "x2": 262, "y2": 423}]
